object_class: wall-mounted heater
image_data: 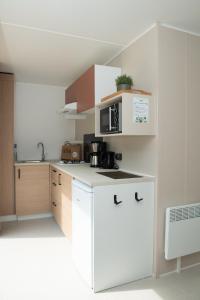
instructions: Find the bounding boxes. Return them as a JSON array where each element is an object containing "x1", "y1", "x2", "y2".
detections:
[{"x1": 165, "y1": 203, "x2": 200, "y2": 261}]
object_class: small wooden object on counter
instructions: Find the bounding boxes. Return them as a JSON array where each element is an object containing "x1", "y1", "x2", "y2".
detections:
[
  {"x1": 50, "y1": 166, "x2": 72, "y2": 239},
  {"x1": 61, "y1": 144, "x2": 81, "y2": 162},
  {"x1": 15, "y1": 165, "x2": 50, "y2": 216},
  {"x1": 101, "y1": 89, "x2": 152, "y2": 102}
]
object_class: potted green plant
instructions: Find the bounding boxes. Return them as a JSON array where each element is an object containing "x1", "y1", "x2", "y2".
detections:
[{"x1": 115, "y1": 74, "x2": 133, "y2": 91}]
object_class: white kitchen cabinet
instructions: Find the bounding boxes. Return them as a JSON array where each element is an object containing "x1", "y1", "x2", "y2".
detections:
[
  {"x1": 72, "y1": 181, "x2": 93, "y2": 286},
  {"x1": 72, "y1": 180, "x2": 154, "y2": 292},
  {"x1": 65, "y1": 65, "x2": 121, "y2": 112},
  {"x1": 94, "y1": 65, "x2": 121, "y2": 105},
  {"x1": 95, "y1": 91, "x2": 156, "y2": 136},
  {"x1": 93, "y1": 182, "x2": 154, "y2": 291}
]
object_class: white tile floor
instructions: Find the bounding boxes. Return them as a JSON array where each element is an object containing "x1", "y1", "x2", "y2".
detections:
[{"x1": 0, "y1": 218, "x2": 200, "y2": 300}]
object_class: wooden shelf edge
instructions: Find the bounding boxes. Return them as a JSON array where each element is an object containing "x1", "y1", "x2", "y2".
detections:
[{"x1": 101, "y1": 89, "x2": 152, "y2": 102}]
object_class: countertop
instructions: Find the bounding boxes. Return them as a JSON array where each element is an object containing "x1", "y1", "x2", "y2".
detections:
[
  {"x1": 51, "y1": 162, "x2": 154, "y2": 187},
  {"x1": 15, "y1": 161, "x2": 154, "y2": 187},
  {"x1": 14, "y1": 160, "x2": 50, "y2": 167}
]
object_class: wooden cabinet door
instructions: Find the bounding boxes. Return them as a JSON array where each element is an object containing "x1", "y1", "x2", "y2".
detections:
[
  {"x1": 0, "y1": 73, "x2": 14, "y2": 216},
  {"x1": 15, "y1": 165, "x2": 50, "y2": 216},
  {"x1": 65, "y1": 66, "x2": 95, "y2": 112},
  {"x1": 65, "y1": 82, "x2": 78, "y2": 104},
  {"x1": 76, "y1": 66, "x2": 94, "y2": 112},
  {"x1": 59, "y1": 171, "x2": 72, "y2": 239},
  {"x1": 50, "y1": 167, "x2": 72, "y2": 239},
  {"x1": 50, "y1": 167, "x2": 61, "y2": 225}
]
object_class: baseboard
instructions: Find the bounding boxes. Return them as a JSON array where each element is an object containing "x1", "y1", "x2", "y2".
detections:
[
  {"x1": 159, "y1": 261, "x2": 200, "y2": 278},
  {"x1": 181, "y1": 262, "x2": 200, "y2": 271},
  {"x1": 159, "y1": 270, "x2": 176, "y2": 278},
  {"x1": 0, "y1": 215, "x2": 17, "y2": 222},
  {"x1": 0, "y1": 213, "x2": 52, "y2": 222},
  {"x1": 17, "y1": 212, "x2": 53, "y2": 221}
]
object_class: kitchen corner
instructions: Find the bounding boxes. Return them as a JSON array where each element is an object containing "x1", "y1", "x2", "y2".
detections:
[
  {"x1": 50, "y1": 162, "x2": 155, "y2": 187},
  {"x1": 12, "y1": 64, "x2": 156, "y2": 290}
]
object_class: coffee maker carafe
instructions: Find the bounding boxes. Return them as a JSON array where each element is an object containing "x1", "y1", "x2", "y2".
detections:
[{"x1": 90, "y1": 141, "x2": 107, "y2": 167}]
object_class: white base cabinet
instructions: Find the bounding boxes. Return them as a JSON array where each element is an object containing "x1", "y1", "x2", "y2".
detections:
[
  {"x1": 72, "y1": 180, "x2": 154, "y2": 292},
  {"x1": 72, "y1": 181, "x2": 93, "y2": 286}
]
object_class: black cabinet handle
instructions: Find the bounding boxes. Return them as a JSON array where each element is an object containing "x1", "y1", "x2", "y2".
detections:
[
  {"x1": 58, "y1": 174, "x2": 62, "y2": 185},
  {"x1": 52, "y1": 201, "x2": 57, "y2": 207},
  {"x1": 114, "y1": 195, "x2": 122, "y2": 205},
  {"x1": 18, "y1": 169, "x2": 21, "y2": 179},
  {"x1": 135, "y1": 192, "x2": 143, "y2": 202},
  {"x1": 52, "y1": 182, "x2": 57, "y2": 186},
  {"x1": 53, "y1": 169, "x2": 57, "y2": 173}
]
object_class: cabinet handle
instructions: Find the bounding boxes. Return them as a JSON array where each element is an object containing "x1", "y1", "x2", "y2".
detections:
[
  {"x1": 18, "y1": 168, "x2": 21, "y2": 179},
  {"x1": 114, "y1": 195, "x2": 122, "y2": 205},
  {"x1": 52, "y1": 201, "x2": 57, "y2": 207},
  {"x1": 58, "y1": 174, "x2": 62, "y2": 185},
  {"x1": 53, "y1": 169, "x2": 57, "y2": 173},
  {"x1": 52, "y1": 182, "x2": 57, "y2": 186},
  {"x1": 135, "y1": 192, "x2": 143, "y2": 202}
]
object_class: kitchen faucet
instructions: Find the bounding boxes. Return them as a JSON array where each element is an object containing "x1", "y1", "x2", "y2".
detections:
[{"x1": 37, "y1": 142, "x2": 45, "y2": 161}]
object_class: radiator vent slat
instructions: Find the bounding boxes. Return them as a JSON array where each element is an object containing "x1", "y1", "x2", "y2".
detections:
[
  {"x1": 165, "y1": 202, "x2": 200, "y2": 260},
  {"x1": 169, "y1": 204, "x2": 200, "y2": 222}
]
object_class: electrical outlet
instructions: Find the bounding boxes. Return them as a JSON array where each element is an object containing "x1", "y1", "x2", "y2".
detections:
[{"x1": 115, "y1": 153, "x2": 122, "y2": 161}]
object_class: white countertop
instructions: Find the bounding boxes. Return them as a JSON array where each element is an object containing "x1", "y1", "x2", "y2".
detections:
[
  {"x1": 51, "y1": 162, "x2": 155, "y2": 187},
  {"x1": 15, "y1": 161, "x2": 154, "y2": 187},
  {"x1": 15, "y1": 161, "x2": 50, "y2": 166}
]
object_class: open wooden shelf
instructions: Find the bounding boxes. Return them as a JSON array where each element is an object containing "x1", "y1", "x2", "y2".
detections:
[{"x1": 95, "y1": 92, "x2": 156, "y2": 137}]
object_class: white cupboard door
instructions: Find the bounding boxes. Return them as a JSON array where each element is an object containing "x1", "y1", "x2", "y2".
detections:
[
  {"x1": 93, "y1": 182, "x2": 154, "y2": 292},
  {"x1": 72, "y1": 184, "x2": 93, "y2": 287},
  {"x1": 95, "y1": 65, "x2": 121, "y2": 104}
]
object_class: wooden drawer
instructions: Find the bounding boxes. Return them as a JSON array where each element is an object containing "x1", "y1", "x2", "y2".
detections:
[
  {"x1": 51, "y1": 167, "x2": 58, "y2": 184},
  {"x1": 50, "y1": 168, "x2": 72, "y2": 239},
  {"x1": 52, "y1": 200, "x2": 61, "y2": 226},
  {"x1": 61, "y1": 198, "x2": 72, "y2": 239},
  {"x1": 51, "y1": 181, "x2": 59, "y2": 203}
]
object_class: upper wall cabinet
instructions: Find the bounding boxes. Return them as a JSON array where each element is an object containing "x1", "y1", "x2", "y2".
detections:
[
  {"x1": 95, "y1": 91, "x2": 156, "y2": 136},
  {"x1": 65, "y1": 65, "x2": 121, "y2": 113}
]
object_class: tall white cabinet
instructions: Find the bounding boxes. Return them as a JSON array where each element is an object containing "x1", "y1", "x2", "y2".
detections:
[{"x1": 72, "y1": 180, "x2": 154, "y2": 292}]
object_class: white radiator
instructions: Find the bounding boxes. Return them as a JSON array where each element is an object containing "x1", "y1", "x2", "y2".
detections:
[{"x1": 165, "y1": 203, "x2": 200, "y2": 260}]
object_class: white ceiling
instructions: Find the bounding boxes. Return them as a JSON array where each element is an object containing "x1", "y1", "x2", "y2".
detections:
[{"x1": 0, "y1": 0, "x2": 200, "y2": 86}]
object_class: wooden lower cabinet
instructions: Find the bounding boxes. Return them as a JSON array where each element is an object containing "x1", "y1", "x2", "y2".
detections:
[
  {"x1": 51, "y1": 167, "x2": 72, "y2": 239},
  {"x1": 15, "y1": 165, "x2": 50, "y2": 216},
  {"x1": 0, "y1": 73, "x2": 14, "y2": 216}
]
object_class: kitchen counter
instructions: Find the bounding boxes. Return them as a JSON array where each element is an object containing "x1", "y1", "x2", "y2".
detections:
[
  {"x1": 15, "y1": 161, "x2": 154, "y2": 186},
  {"x1": 51, "y1": 162, "x2": 155, "y2": 187},
  {"x1": 14, "y1": 160, "x2": 57, "y2": 166},
  {"x1": 15, "y1": 162, "x2": 50, "y2": 166}
]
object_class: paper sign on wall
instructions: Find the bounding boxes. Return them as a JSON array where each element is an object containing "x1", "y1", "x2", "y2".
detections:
[{"x1": 133, "y1": 96, "x2": 149, "y2": 123}]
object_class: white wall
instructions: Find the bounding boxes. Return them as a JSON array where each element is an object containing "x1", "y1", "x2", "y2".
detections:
[
  {"x1": 15, "y1": 82, "x2": 75, "y2": 160},
  {"x1": 105, "y1": 27, "x2": 158, "y2": 176},
  {"x1": 75, "y1": 27, "x2": 158, "y2": 176},
  {"x1": 156, "y1": 26, "x2": 200, "y2": 275}
]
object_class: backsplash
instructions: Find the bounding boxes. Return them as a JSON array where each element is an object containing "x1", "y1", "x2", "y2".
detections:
[
  {"x1": 15, "y1": 82, "x2": 75, "y2": 160},
  {"x1": 75, "y1": 112, "x2": 156, "y2": 175}
]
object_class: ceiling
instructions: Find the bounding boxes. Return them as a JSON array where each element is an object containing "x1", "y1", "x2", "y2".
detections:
[{"x1": 0, "y1": 0, "x2": 200, "y2": 86}]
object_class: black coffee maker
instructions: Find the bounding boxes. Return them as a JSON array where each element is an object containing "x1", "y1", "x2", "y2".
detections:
[
  {"x1": 90, "y1": 141, "x2": 107, "y2": 167},
  {"x1": 99, "y1": 151, "x2": 116, "y2": 169}
]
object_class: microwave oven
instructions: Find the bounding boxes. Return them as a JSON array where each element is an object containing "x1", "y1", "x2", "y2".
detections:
[{"x1": 100, "y1": 102, "x2": 122, "y2": 134}]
